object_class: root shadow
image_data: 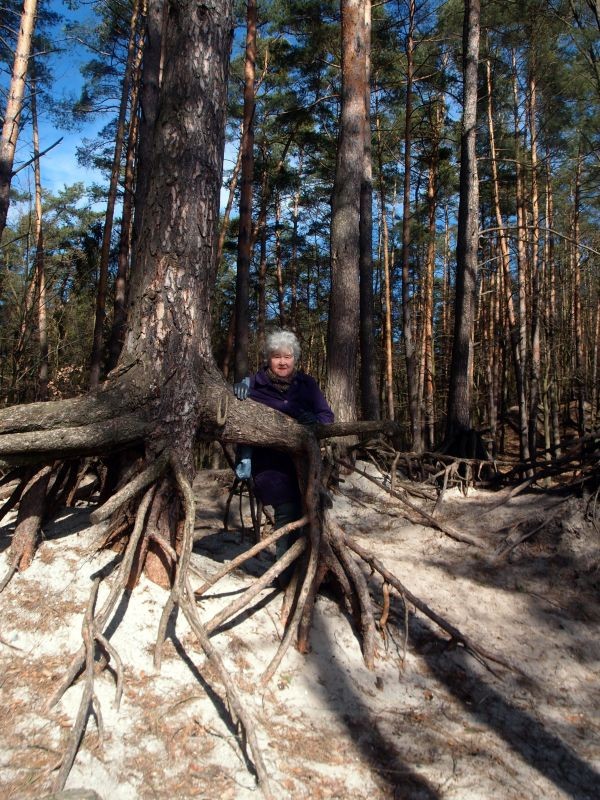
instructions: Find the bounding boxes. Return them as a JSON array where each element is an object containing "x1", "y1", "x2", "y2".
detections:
[
  {"x1": 411, "y1": 616, "x2": 600, "y2": 799},
  {"x1": 312, "y1": 600, "x2": 441, "y2": 799}
]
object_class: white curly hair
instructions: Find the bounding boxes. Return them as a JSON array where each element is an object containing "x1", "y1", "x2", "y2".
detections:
[{"x1": 264, "y1": 329, "x2": 301, "y2": 362}]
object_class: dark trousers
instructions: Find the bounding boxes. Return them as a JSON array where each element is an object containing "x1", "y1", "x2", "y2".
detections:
[{"x1": 273, "y1": 500, "x2": 304, "y2": 586}]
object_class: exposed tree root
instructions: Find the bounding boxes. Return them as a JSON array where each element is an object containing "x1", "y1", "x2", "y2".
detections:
[
  {"x1": 52, "y1": 577, "x2": 104, "y2": 793},
  {"x1": 337, "y1": 457, "x2": 486, "y2": 549},
  {"x1": 345, "y1": 536, "x2": 527, "y2": 680},
  {"x1": 0, "y1": 464, "x2": 52, "y2": 591},
  {"x1": 1, "y1": 395, "x2": 539, "y2": 796},
  {"x1": 165, "y1": 453, "x2": 275, "y2": 799}
]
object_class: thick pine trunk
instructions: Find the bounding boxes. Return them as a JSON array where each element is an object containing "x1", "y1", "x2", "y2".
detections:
[
  {"x1": 326, "y1": 0, "x2": 366, "y2": 422},
  {"x1": 358, "y1": 0, "x2": 380, "y2": 421}
]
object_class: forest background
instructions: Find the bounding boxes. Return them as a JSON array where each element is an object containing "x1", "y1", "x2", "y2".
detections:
[
  {"x1": 1, "y1": 0, "x2": 599, "y2": 462},
  {"x1": 1, "y1": 2, "x2": 600, "y2": 797}
]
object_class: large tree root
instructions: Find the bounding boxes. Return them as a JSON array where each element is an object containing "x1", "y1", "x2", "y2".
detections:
[
  {"x1": 1, "y1": 387, "x2": 527, "y2": 796},
  {"x1": 0, "y1": 464, "x2": 53, "y2": 591}
]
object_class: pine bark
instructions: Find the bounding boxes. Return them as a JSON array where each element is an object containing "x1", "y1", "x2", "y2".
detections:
[
  {"x1": 358, "y1": 0, "x2": 379, "y2": 421},
  {"x1": 445, "y1": 0, "x2": 481, "y2": 442},
  {"x1": 326, "y1": 0, "x2": 366, "y2": 422}
]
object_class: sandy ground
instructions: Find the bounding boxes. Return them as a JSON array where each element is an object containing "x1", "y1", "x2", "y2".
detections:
[{"x1": 0, "y1": 462, "x2": 599, "y2": 799}]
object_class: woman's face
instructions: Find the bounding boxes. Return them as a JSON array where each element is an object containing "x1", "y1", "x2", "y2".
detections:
[{"x1": 268, "y1": 349, "x2": 295, "y2": 379}]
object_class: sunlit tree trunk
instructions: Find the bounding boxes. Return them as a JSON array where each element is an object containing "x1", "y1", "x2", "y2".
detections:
[
  {"x1": 0, "y1": 0, "x2": 38, "y2": 242},
  {"x1": 107, "y1": 23, "x2": 145, "y2": 372},
  {"x1": 31, "y1": 77, "x2": 48, "y2": 400},
  {"x1": 327, "y1": 0, "x2": 366, "y2": 422},
  {"x1": 527, "y1": 67, "x2": 541, "y2": 463},
  {"x1": 512, "y1": 53, "x2": 532, "y2": 469}
]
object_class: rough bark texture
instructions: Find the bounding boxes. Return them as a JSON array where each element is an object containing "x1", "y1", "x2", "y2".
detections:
[
  {"x1": 326, "y1": 0, "x2": 366, "y2": 422},
  {"x1": 445, "y1": 0, "x2": 480, "y2": 443},
  {"x1": 358, "y1": 0, "x2": 380, "y2": 421}
]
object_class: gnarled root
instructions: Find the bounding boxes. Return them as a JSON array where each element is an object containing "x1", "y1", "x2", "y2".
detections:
[{"x1": 0, "y1": 465, "x2": 53, "y2": 592}]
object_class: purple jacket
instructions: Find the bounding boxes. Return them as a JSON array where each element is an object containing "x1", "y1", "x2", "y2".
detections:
[{"x1": 248, "y1": 369, "x2": 334, "y2": 506}]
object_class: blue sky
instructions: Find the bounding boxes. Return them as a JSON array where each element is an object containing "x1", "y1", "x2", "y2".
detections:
[{"x1": 6, "y1": 0, "x2": 110, "y2": 216}]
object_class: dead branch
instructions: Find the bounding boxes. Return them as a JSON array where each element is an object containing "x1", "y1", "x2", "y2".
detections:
[
  {"x1": 1, "y1": 465, "x2": 53, "y2": 590},
  {"x1": 492, "y1": 500, "x2": 568, "y2": 562}
]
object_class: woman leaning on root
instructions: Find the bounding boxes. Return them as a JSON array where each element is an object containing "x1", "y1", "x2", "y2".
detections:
[{"x1": 234, "y1": 330, "x2": 334, "y2": 584}]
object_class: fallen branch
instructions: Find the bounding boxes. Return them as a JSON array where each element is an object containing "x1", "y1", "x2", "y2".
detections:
[{"x1": 492, "y1": 500, "x2": 568, "y2": 562}]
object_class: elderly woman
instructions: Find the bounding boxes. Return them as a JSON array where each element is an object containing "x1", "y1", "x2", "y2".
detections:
[{"x1": 234, "y1": 329, "x2": 334, "y2": 583}]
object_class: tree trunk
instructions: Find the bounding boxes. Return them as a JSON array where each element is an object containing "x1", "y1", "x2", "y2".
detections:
[
  {"x1": 107, "y1": 22, "x2": 145, "y2": 373},
  {"x1": 89, "y1": 0, "x2": 142, "y2": 389},
  {"x1": 0, "y1": 0, "x2": 38, "y2": 242},
  {"x1": 485, "y1": 56, "x2": 529, "y2": 463},
  {"x1": 375, "y1": 106, "x2": 394, "y2": 421},
  {"x1": 275, "y1": 192, "x2": 286, "y2": 327},
  {"x1": 422, "y1": 96, "x2": 443, "y2": 450},
  {"x1": 130, "y1": 0, "x2": 164, "y2": 270},
  {"x1": 31, "y1": 77, "x2": 48, "y2": 400},
  {"x1": 326, "y1": 0, "x2": 366, "y2": 422},
  {"x1": 571, "y1": 147, "x2": 585, "y2": 436},
  {"x1": 401, "y1": 0, "x2": 421, "y2": 451},
  {"x1": 358, "y1": 0, "x2": 379, "y2": 421},
  {"x1": 233, "y1": 0, "x2": 257, "y2": 383},
  {"x1": 445, "y1": 0, "x2": 481, "y2": 445},
  {"x1": 527, "y1": 65, "x2": 541, "y2": 463}
]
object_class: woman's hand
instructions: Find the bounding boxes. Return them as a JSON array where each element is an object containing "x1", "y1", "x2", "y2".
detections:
[{"x1": 233, "y1": 377, "x2": 250, "y2": 399}]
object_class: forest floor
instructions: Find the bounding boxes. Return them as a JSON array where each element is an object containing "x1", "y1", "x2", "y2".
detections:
[{"x1": 0, "y1": 461, "x2": 599, "y2": 799}]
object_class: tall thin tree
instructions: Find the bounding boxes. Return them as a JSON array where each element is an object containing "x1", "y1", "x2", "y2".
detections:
[
  {"x1": 445, "y1": 0, "x2": 481, "y2": 447},
  {"x1": 233, "y1": 0, "x2": 257, "y2": 382}
]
